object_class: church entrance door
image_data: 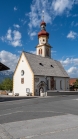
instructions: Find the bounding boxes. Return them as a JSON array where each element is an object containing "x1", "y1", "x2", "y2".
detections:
[{"x1": 39, "y1": 87, "x2": 44, "y2": 96}]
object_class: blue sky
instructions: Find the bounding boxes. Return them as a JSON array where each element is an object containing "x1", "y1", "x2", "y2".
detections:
[{"x1": 0, "y1": 0, "x2": 78, "y2": 77}]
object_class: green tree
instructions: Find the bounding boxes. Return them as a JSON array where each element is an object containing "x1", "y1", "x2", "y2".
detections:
[
  {"x1": 0, "y1": 78, "x2": 13, "y2": 91},
  {"x1": 74, "y1": 79, "x2": 78, "y2": 90}
]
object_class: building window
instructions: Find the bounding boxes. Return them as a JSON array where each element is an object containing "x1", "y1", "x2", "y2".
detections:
[
  {"x1": 39, "y1": 49, "x2": 40, "y2": 55},
  {"x1": 41, "y1": 49, "x2": 42, "y2": 54},
  {"x1": 60, "y1": 80, "x2": 62, "y2": 89},
  {"x1": 39, "y1": 49, "x2": 42, "y2": 55},
  {"x1": 21, "y1": 78, "x2": 24, "y2": 84},
  {"x1": 46, "y1": 48, "x2": 49, "y2": 56},
  {"x1": 47, "y1": 79, "x2": 49, "y2": 90},
  {"x1": 50, "y1": 77, "x2": 54, "y2": 90},
  {"x1": 21, "y1": 70, "x2": 24, "y2": 76}
]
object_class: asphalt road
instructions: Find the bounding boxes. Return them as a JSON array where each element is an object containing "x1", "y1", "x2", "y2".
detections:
[{"x1": 0, "y1": 95, "x2": 78, "y2": 139}]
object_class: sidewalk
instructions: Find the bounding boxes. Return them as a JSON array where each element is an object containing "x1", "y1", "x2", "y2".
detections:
[
  {"x1": 0, "y1": 125, "x2": 13, "y2": 139},
  {"x1": 0, "y1": 114, "x2": 78, "y2": 139}
]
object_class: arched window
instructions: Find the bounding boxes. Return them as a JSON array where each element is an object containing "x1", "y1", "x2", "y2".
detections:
[
  {"x1": 41, "y1": 49, "x2": 42, "y2": 54},
  {"x1": 39, "y1": 49, "x2": 42, "y2": 55},
  {"x1": 50, "y1": 77, "x2": 54, "y2": 90},
  {"x1": 39, "y1": 49, "x2": 40, "y2": 55}
]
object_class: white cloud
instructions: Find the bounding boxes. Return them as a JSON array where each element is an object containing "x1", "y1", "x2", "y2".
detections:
[
  {"x1": 29, "y1": 50, "x2": 36, "y2": 54},
  {"x1": 67, "y1": 31, "x2": 78, "y2": 39},
  {"x1": 52, "y1": 0, "x2": 74, "y2": 15},
  {"x1": 0, "y1": 36, "x2": 5, "y2": 41},
  {"x1": 60, "y1": 58, "x2": 78, "y2": 66},
  {"x1": 18, "y1": 50, "x2": 22, "y2": 54},
  {"x1": 27, "y1": 0, "x2": 76, "y2": 38},
  {"x1": 0, "y1": 29, "x2": 22, "y2": 47},
  {"x1": 28, "y1": 31, "x2": 37, "y2": 40},
  {"x1": 67, "y1": 67, "x2": 78, "y2": 77},
  {"x1": 0, "y1": 50, "x2": 19, "y2": 71},
  {"x1": 6, "y1": 29, "x2": 12, "y2": 41},
  {"x1": 60, "y1": 57, "x2": 78, "y2": 77},
  {"x1": 29, "y1": 32, "x2": 37, "y2": 37},
  {"x1": 14, "y1": 6, "x2": 17, "y2": 11},
  {"x1": 27, "y1": 0, "x2": 52, "y2": 38},
  {"x1": 13, "y1": 24, "x2": 20, "y2": 28},
  {"x1": 51, "y1": 50, "x2": 57, "y2": 53}
]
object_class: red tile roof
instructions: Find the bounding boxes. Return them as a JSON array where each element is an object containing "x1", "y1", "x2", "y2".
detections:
[
  {"x1": 38, "y1": 30, "x2": 49, "y2": 37},
  {"x1": 69, "y1": 78, "x2": 78, "y2": 85}
]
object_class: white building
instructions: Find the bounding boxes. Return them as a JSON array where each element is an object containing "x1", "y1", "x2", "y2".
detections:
[{"x1": 13, "y1": 21, "x2": 69, "y2": 96}]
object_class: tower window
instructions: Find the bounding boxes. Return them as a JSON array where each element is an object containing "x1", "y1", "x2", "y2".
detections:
[
  {"x1": 39, "y1": 49, "x2": 40, "y2": 55},
  {"x1": 39, "y1": 49, "x2": 42, "y2": 55},
  {"x1": 41, "y1": 49, "x2": 42, "y2": 54},
  {"x1": 43, "y1": 39, "x2": 45, "y2": 42}
]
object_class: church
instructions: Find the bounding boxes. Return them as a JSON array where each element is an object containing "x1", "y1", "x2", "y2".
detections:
[{"x1": 13, "y1": 21, "x2": 69, "y2": 96}]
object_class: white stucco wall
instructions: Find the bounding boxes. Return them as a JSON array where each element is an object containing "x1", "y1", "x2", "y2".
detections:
[
  {"x1": 34, "y1": 76, "x2": 69, "y2": 96},
  {"x1": 54, "y1": 77, "x2": 69, "y2": 91},
  {"x1": 13, "y1": 53, "x2": 34, "y2": 96},
  {"x1": 36, "y1": 45, "x2": 45, "y2": 57}
]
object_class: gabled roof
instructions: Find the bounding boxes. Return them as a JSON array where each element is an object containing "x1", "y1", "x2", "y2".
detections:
[
  {"x1": 24, "y1": 52, "x2": 69, "y2": 78},
  {"x1": 0, "y1": 62, "x2": 10, "y2": 71}
]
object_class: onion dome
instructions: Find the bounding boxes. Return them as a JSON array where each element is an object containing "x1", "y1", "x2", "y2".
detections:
[
  {"x1": 40, "y1": 21, "x2": 46, "y2": 26},
  {"x1": 38, "y1": 21, "x2": 49, "y2": 38},
  {"x1": 38, "y1": 30, "x2": 49, "y2": 38}
]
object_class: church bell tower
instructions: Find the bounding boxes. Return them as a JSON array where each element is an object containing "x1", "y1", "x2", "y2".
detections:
[{"x1": 36, "y1": 20, "x2": 52, "y2": 58}]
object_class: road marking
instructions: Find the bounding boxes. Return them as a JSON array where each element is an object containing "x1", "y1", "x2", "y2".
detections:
[
  {"x1": 0, "y1": 111, "x2": 23, "y2": 117},
  {"x1": 0, "y1": 110, "x2": 65, "y2": 117},
  {"x1": 22, "y1": 111, "x2": 64, "y2": 113}
]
